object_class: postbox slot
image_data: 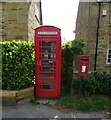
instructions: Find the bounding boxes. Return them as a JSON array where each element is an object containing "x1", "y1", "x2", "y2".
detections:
[{"x1": 81, "y1": 58, "x2": 89, "y2": 61}]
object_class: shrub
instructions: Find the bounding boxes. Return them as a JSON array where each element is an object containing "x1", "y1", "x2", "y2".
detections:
[
  {"x1": 2, "y1": 40, "x2": 34, "y2": 90},
  {"x1": 71, "y1": 71, "x2": 111, "y2": 96},
  {"x1": 62, "y1": 39, "x2": 84, "y2": 90}
]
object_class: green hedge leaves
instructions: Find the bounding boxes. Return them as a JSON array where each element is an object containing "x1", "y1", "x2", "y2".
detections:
[
  {"x1": 71, "y1": 71, "x2": 111, "y2": 96},
  {"x1": 62, "y1": 40, "x2": 111, "y2": 96},
  {"x1": 2, "y1": 40, "x2": 111, "y2": 96},
  {"x1": 2, "y1": 40, "x2": 34, "y2": 90},
  {"x1": 62, "y1": 40, "x2": 84, "y2": 90}
]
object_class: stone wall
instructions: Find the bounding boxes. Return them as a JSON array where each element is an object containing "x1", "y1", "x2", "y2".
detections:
[
  {"x1": 1, "y1": 1, "x2": 41, "y2": 42},
  {"x1": 75, "y1": 2, "x2": 111, "y2": 72},
  {"x1": 28, "y1": 1, "x2": 40, "y2": 42},
  {"x1": 75, "y1": 2, "x2": 98, "y2": 71},
  {"x1": 97, "y1": 3, "x2": 110, "y2": 71}
]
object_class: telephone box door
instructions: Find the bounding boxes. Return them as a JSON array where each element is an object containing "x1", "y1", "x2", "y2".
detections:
[{"x1": 34, "y1": 26, "x2": 61, "y2": 97}]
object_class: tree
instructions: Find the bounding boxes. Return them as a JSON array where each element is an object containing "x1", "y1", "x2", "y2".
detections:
[{"x1": 62, "y1": 39, "x2": 84, "y2": 91}]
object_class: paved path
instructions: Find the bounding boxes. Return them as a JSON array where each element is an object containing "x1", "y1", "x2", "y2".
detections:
[{"x1": 2, "y1": 100, "x2": 108, "y2": 119}]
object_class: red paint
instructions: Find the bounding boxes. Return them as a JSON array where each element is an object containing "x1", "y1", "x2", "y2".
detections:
[
  {"x1": 78, "y1": 55, "x2": 90, "y2": 76},
  {"x1": 34, "y1": 26, "x2": 61, "y2": 97}
]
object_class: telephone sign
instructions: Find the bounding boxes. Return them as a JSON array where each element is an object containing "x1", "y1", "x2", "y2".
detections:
[
  {"x1": 38, "y1": 31, "x2": 58, "y2": 35},
  {"x1": 34, "y1": 26, "x2": 61, "y2": 98},
  {"x1": 78, "y1": 55, "x2": 90, "y2": 76}
]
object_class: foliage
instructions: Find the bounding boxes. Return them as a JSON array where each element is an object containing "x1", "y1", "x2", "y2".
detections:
[
  {"x1": 30, "y1": 97, "x2": 40, "y2": 104},
  {"x1": 2, "y1": 40, "x2": 34, "y2": 90},
  {"x1": 71, "y1": 71, "x2": 111, "y2": 96},
  {"x1": 62, "y1": 39, "x2": 84, "y2": 90},
  {"x1": 56, "y1": 94, "x2": 111, "y2": 112}
]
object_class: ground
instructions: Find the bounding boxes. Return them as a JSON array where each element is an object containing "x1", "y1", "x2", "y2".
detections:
[{"x1": 2, "y1": 99, "x2": 109, "y2": 119}]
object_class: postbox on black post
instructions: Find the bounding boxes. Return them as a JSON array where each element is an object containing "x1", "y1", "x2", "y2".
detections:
[
  {"x1": 78, "y1": 55, "x2": 90, "y2": 76},
  {"x1": 78, "y1": 55, "x2": 90, "y2": 97}
]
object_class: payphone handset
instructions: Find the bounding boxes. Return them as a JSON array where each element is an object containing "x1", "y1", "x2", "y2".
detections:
[{"x1": 78, "y1": 55, "x2": 90, "y2": 76}]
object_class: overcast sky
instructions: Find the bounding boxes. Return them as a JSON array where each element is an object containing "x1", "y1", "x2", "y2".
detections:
[{"x1": 41, "y1": 0, "x2": 79, "y2": 43}]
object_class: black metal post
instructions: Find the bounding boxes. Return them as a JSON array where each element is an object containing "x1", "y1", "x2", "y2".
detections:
[
  {"x1": 78, "y1": 76, "x2": 83, "y2": 97},
  {"x1": 94, "y1": 2, "x2": 101, "y2": 71}
]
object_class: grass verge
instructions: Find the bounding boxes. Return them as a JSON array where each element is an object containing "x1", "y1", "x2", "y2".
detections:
[{"x1": 56, "y1": 94, "x2": 111, "y2": 112}]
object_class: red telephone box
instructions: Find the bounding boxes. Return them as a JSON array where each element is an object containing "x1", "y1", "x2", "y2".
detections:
[
  {"x1": 34, "y1": 26, "x2": 61, "y2": 97},
  {"x1": 78, "y1": 55, "x2": 90, "y2": 76}
]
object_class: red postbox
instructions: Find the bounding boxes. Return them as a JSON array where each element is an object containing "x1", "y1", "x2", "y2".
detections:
[
  {"x1": 78, "y1": 55, "x2": 90, "y2": 76},
  {"x1": 34, "y1": 25, "x2": 61, "y2": 98}
]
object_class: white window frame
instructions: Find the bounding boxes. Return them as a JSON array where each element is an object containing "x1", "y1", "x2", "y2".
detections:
[{"x1": 106, "y1": 48, "x2": 111, "y2": 64}]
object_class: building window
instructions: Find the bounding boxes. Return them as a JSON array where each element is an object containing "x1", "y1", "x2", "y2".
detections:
[{"x1": 106, "y1": 48, "x2": 111, "y2": 64}]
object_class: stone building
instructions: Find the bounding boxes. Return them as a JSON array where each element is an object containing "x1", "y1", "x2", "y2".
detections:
[
  {"x1": 1, "y1": 0, "x2": 42, "y2": 42},
  {"x1": 75, "y1": 1, "x2": 111, "y2": 72}
]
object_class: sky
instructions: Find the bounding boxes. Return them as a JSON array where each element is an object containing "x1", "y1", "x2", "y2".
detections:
[{"x1": 41, "y1": 0, "x2": 79, "y2": 43}]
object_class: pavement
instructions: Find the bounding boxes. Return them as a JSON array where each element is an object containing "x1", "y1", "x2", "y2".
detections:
[{"x1": 2, "y1": 99, "x2": 110, "y2": 119}]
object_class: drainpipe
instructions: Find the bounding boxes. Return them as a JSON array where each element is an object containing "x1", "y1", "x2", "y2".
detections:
[
  {"x1": 94, "y1": 2, "x2": 101, "y2": 71},
  {"x1": 39, "y1": 0, "x2": 43, "y2": 25}
]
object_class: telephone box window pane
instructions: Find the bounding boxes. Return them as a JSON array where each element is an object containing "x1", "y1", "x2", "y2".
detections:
[
  {"x1": 40, "y1": 79, "x2": 56, "y2": 84},
  {"x1": 42, "y1": 41, "x2": 56, "y2": 46},
  {"x1": 42, "y1": 60, "x2": 53, "y2": 65},
  {"x1": 53, "y1": 60, "x2": 56, "y2": 65},
  {"x1": 41, "y1": 73, "x2": 56, "y2": 78},
  {"x1": 54, "y1": 54, "x2": 56, "y2": 59},
  {"x1": 42, "y1": 48, "x2": 56, "y2": 53},
  {"x1": 42, "y1": 41, "x2": 53, "y2": 46},
  {"x1": 42, "y1": 54, "x2": 56, "y2": 59},
  {"x1": 53, "y1": 48, "x2": 56, "y2": 53},
  {"x1": 41, "y1": 67, "x2": 56, "y2": 72},
  {"x1": 40, "y1": 85, "x2": 56, "y2": 90},
  {"x1": 54, "y1": 41, "x2": 56, "y2": 46},
  {"x1": 41, "y1": 73, "x2": 52, "y2": 78},
  {"x1": 42, "y1": 48, "x2": 51, "y2": 53}
]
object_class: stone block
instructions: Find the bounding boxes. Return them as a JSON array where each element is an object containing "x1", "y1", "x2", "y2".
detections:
[
  {"x1": 10, "y1": 3, "x2": 19, "y2": 10},
  {"x1": 15, "y1": 35, "x2": 24, "y2": 40}
]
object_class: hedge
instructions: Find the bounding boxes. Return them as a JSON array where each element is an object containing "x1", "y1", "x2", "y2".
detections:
[
  {"x1": 2, "y1": 40, "x2": 34, "y2": 90},
  {"x1": 62, "y1": 40, "x2": 84, "y2": 90},
  {"x1": 71, "y1": 71, "x2": 111, "y2": 96},
  {"x1": 2, "y1": 40, "x2": 111, "y2": 96}
]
